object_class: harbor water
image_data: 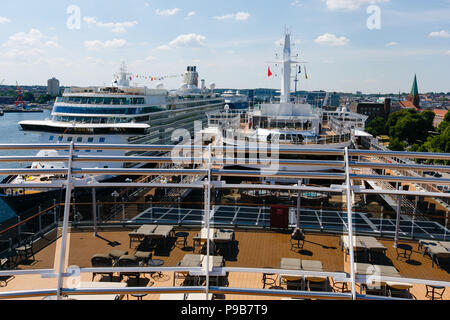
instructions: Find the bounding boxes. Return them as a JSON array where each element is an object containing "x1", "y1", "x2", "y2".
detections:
[{"x1": 0, "y1": 110, "x2": 51, "y2": 222}]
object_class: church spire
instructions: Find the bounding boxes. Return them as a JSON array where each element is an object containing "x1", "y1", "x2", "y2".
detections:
[{"x1": 408, "y1": 74, "x2": 420, "y2": 109}]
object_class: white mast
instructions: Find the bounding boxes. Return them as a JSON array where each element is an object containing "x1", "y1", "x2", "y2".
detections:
[
  {"x1": 114, "y1": 62, "x2": 131, "y2": 88},
  {"x1": 280, "y1": 32, "x2": 291, "y2": 104}
]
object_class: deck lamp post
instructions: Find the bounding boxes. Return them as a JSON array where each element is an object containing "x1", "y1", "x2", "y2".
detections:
[{"x1": 111, "y1": 190, "x2": 119, "y2": 221}]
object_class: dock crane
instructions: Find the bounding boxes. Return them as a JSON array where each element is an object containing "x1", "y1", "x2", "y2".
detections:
[{"x1": 15, "y1": 81, "x2": 26, "y2": 109}]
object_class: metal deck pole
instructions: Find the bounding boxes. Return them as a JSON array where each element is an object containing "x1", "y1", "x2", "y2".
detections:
[
  {"x1": 56, "y1": 142, "x2": 74, "y2": 300},
  {"x1": 344, "y1": 147, "x2": 357, "y2": 300},
  {"x1": 92, "y1": 188, "x2": 97, "y2": 237},
  {"x1": 296, "y1": 179, "x2": 302, "y2": 229},
  {"x1": 394, "y1": 183, "x2": 401, "y2": 248},
  {"x1": 205, "y1": 144, "x2": 212, "y2": 300}
]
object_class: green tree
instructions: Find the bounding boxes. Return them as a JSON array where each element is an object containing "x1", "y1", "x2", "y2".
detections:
[
  {"x1": 22, "y1": 92, "x2": 35, "y2": 102},
  {"x1": 420, "y1": 110, "x2": 435, "y2": 130},
  {"x1": 366, "y1": 117, "x2": 386, "y2": 136},
  {"x1": 388, "y1": 138, "x2": 406, "y2": 151},
  {"x1": 37, "y1": 94, "x2": 53, "y2": 104}
]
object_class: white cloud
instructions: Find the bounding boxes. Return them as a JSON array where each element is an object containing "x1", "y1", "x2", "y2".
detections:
[
  {"x1": 429, "y1": 30, "x2": 450, "y2": 38},
  {"x1": 291, "y1": 0, "x2": 302, "y2": 7},
  {"x1": 0, "y1": 17, "x2": 11, "y2": 24},
  {"x1": 153, "y1": 45, "x2": 171, "y2": 51},
  {"x1": 3, "y1": 29, "x2": 60, "y2": 49},
  {"x1": 386, "y1": 41, "x2": 398, "y2": 47},
  {"x1": 314, "y1": 33, "x2": 349, "y2": 46},
  {"x1": 214, "y1": 12, "x2": 250, "y2": 21},
  {"x1": 169, "y1": 33, "x2": 206, "y2": 48},
  {"x1": 187, "y1": 11, "x2": 196, "y2": 17},
  {"x1": 325, "y1": 0, "x2": 390, "y2": 10},
  {"x1": 131, "y1": 55, "x2": 157, "y2": 66},
  {"x1": 447, "y1": 50, "x2": 450, "y2": 55},
  {"x1": 84, "y1": 39, "x2": 127, "y2": 50},
  {"x1": 83, "y1": 17, "x2": 138, "y2": 33},
  {"x1": 156, "y1": 8, "x2": 180, "y2": 16}
]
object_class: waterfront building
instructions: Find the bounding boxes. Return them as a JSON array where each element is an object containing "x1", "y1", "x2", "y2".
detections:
[{"x1": 47, "y1": 77, "x2": 60, "y2": 96}]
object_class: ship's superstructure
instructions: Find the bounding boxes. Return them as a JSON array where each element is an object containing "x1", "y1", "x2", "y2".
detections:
[{"x1": 202, "y1": 32, "x2": 367, "y2": 171}]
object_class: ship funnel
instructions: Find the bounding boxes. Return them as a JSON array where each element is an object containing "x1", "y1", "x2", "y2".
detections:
[
  {"x1": 201, "y1": 79, "x2": 206, "y2": 90},
  {"x1": 184, "y1": 66, "x2": 199, "y2": 87}
]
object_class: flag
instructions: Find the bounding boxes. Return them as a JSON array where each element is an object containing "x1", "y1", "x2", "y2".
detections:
[
  {"x1": 304, "y1": 65, "x2": 308, "y2": 80},
  {"x1": 268, "y1": 67, "x2": 272, "y2": 77}
]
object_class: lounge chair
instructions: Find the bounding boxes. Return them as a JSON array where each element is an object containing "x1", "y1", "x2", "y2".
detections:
[
  {"x1": 116, "y1": 255, "x2": 140, "y2": 282},
  {"x1": 425, "y1": 244, "x2": 450, "y2": 268},
  {"x1": 280, "y1": 258, "x2": 303, "y2": 290},
  {"x1": 91, "y1": 254, "x2": 114, "y2": 281}
]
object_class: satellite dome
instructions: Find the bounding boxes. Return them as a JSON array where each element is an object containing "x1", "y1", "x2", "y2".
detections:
[{"x1": 209, "y1": 82, "x2": 216, "y2": 90}]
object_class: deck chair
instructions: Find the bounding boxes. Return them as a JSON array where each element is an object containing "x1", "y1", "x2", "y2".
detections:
[
  {"x1": 116, "y1": 255, "x2": 140, "y2": 282},
  {"x1": 91, "y1": 254, "x2": 114, "y2": 281}
]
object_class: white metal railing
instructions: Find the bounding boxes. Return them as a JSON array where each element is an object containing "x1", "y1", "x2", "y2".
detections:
[{"x1": 0, "y1": 143, "x2": 449, "y2": 300}]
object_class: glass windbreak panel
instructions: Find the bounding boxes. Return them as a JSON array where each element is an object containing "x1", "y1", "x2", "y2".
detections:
[{"x1": 0, "y1": 185, "x2": 60, "y2": 298}]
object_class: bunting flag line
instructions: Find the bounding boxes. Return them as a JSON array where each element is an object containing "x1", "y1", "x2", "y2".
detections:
[
  {"x1": 129, "y1": 73, "x2": 185, "y2": 82},
  {"x1": 268, "y1": 67, "x2": 273, "y2": 77}
]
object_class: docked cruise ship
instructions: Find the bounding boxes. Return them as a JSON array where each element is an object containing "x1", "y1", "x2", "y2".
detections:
[
  {"x1": 202, "y1": 32, "x2": 368, "y2": 172},
  {"x1": 1, "y1": 64, "x2": 224, "y2": 213},
  {"x1": 221, "y1": 90, "x2": 249, "y2": 110}
]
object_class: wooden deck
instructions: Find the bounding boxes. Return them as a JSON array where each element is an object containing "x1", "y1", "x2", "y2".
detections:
[{"x1": 1, "y1": 227, "x2": 449, "y2": 300}]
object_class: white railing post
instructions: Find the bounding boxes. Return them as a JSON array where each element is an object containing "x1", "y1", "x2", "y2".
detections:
[
  {"x1": 296, "y1": 179, "x2": 302, "y2": 229},
  {"x1": 394, "y1": 183, "x2": 401, "y2": 248},
  {"x1": 56, "y1": 142, "x2": 74, "y2": 300},
  {"x1": 92, "y1": 188, "x2": 97, "y2": 237},
  {"x1": 205, "y1": 144, "x2": 212, "y2": 300},
  {"x1": 344, "y1": 147, "x2": 357, "y2": 300}
]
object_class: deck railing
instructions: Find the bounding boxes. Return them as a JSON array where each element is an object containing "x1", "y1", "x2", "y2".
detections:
[{"x1": 0, "y1": 143, "x2": 449, "y2": 300}]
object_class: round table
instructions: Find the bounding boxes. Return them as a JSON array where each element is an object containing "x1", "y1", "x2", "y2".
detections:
[
  {"x1": 262, "y1": 267, "x2": 277, "y2": 289},
  {"x1": 175, "y1": 232, "x2": 189, "y2": 248},
  {"x1": 147, "y1": 259, "x2": 164, "y2": 279},
  {"x1": 131, "y1": 293, "x2": 147, "y2": 301},
  {"x1": 426, "y1": 285, "x2": 446, "y2": 300},
  {"x1": 396, "y1": 244, "x2": 412, "y2": 261}
]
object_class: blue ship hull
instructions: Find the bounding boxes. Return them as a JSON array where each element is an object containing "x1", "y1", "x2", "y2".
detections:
[{"x1": 226, "y1": 102, "x2": 249, "y2": 110}]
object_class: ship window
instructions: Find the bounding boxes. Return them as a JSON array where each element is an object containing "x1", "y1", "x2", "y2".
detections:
[
  {"x1": 67, "y1": 137, "x2": 73, "y2": 142},
  {"x1": 77, "y1": 137, "x2": 83, "y2": 142},
  {"x1": 97, "y1": 150, "x2": 103, "y2": 153},
  {"x1": 86, "y1": 150, "x2": 91, "y2": 153},
  {"x1": 88, "y1": 137, "x2": 94, "y2": 143},
  {"x1": 99, "y1": 137, "x2": 105, "y2": 143},
  {"x1": 49, "y1": 136, "x2": 54, "y2": 141},
  {"x1": 58, "y1": 136, "x2": 63, "y2": 142}
]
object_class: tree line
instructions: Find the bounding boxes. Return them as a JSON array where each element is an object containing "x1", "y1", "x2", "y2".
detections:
[{"x1": 366, "y1": 109, "x2": 449, "y2": 164}]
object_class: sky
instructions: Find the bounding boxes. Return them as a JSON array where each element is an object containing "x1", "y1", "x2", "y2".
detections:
[{"x1": 0, "y1": 0, "x2": 449, "y2": 94}]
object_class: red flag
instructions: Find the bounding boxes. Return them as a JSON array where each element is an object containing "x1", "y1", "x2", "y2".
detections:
[{"x1": 268, "y1": 67, "x2": 272, "y2": 77}]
